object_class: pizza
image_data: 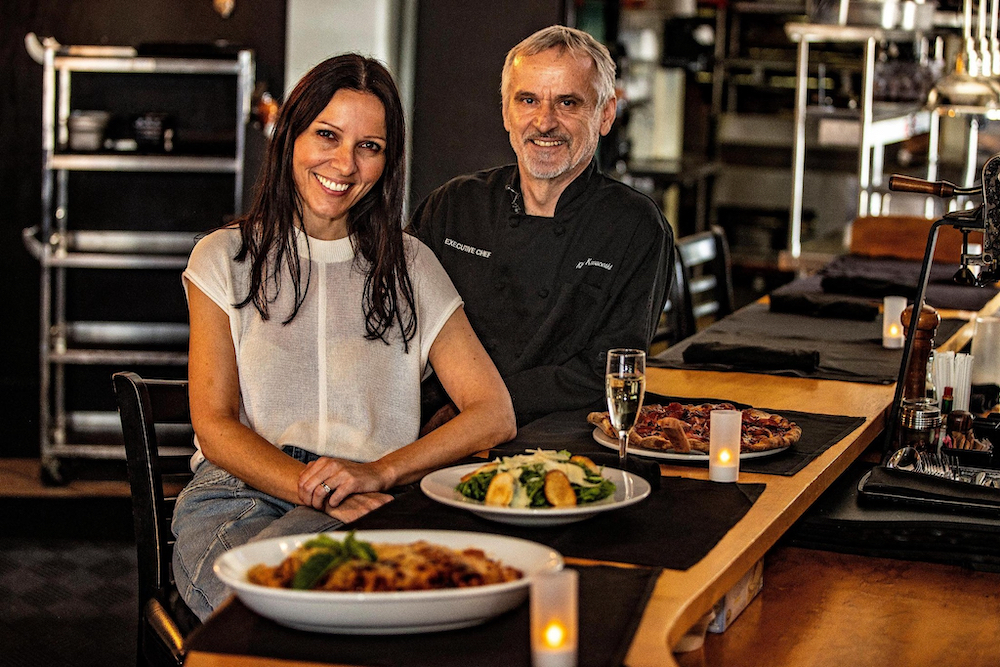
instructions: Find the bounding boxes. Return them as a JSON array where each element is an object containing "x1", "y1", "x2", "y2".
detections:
[{"x1": 587, "y1": 402, "x2": 801, "y2": 454}]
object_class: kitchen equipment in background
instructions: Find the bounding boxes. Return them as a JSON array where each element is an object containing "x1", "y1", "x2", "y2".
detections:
[
  {"x1": 809, "y1": 0, "x2": 935, "y2": 30},
  {"x1": 621, "y1": 26, "x2": 686, "y2": 162},
  {"x1": 926, "y1": 0, "x2": 1000, "y2": 107},
  {"x1": 67, "y1": 111, "x2": 110, "y2": 151},
  {"x1": 133, "y1": 113, "x2": 175, "y2": 152}
]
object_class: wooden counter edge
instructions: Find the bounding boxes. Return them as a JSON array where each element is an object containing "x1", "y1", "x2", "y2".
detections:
[
  {"x1": 623, "y1": 407, "x2": 888, "y2": 667},
  {"x1": 185, "y1": 651, "x2": 353, "y2": 667}
]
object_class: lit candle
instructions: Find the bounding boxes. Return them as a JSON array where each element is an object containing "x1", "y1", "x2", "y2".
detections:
[
  {"x1": 531, "y1": 569, "x2": 578, "y2": 667},
  {"x1": 709, "y1": 409, "x2": 741, "y2": 483},
  {"x1": 883, "y1": 296, "x2": 907, "y2": 349}
]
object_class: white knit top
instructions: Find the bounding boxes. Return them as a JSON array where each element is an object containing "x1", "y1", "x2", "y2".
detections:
[{"x1": 182, "y1": 227, "x2": 462, "y2": 466}]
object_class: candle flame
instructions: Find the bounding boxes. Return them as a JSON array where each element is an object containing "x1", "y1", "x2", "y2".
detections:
[
  {"x1": 719, "y1": 449, "x2": 732, "y2": 464},
  {"x1": 544, "y1": 621, "x2": 567, "y2": 648},
  {"x1": 888, "y1": 323, "x2": 901, "y2": 337}
]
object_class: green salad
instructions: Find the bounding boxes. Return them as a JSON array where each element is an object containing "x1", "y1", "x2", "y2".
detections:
[{"x1": 455, "y1": 449, "x2": 616, "y2": 508}]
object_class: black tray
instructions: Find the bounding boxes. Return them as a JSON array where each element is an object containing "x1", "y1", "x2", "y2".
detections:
[{"x1": 858, "y1": 468, "x2": 1000, "y2": 517}]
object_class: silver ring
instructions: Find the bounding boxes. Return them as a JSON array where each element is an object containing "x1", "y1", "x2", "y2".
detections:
[{"x1": 320, "y1": 482, "x2": 333, "y2": 495}]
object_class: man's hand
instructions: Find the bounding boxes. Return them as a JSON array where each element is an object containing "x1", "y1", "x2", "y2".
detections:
[{"x1": 419, "y1": 402, "x2": 459, "y2": 437}]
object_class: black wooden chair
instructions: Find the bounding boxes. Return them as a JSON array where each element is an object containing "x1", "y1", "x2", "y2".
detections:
[
  {"x1": 678, "y1": 224, "x2": 736, "y2": 326},
  {"x1": 113, "y1": 371, "x2": 200, "y2": 667},
  {"x1": 653, "y1": 251, "x2": 695, "y2": 347},
  {"x1": 653, "y1": 225, "x2": 735, "y2": 346}
]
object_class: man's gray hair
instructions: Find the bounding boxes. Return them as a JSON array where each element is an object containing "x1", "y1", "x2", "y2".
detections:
[{"x1": 501, "y1": 25, "x2": 616, "y2": 108}]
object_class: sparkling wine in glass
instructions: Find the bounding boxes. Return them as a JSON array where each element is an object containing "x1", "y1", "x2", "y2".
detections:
[{"x1": 606, "y1": 348, "x2": 646, "y2": 471}]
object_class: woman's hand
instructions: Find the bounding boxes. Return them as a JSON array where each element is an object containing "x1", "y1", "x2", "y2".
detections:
[
  {"x1": 298, "y1": 456, "x2": 390, "y2": 509},
  {"x1": 322, "y1": 491, "x2": 394, "y2": 522}
]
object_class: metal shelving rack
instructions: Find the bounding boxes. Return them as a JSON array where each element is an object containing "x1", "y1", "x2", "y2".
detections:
[
  {"x1": 785, "y1": 22, "x2": 935, "y2": 261},
  {"x1": 23, "y1": 42, "x2": 254, "y2": 482}
]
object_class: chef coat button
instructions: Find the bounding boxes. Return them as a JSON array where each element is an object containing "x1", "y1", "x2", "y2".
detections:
[
  {"x1": 554, "y1": 225, "x2": 565, "y2": 236},
  {"x1": 509, "y1": 219, "x2": 519, "y2": 228},
  {"x1": 538, "y1": 289, "x2": 549, "y2": 298}
]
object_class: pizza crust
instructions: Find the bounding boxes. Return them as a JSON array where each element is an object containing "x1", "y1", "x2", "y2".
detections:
[{"x1": 589, "y1": 403, "x2": 800, "y2": 455}]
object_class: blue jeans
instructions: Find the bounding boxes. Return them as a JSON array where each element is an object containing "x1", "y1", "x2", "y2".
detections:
[{"x1": 171, "y1": 445, "x2": 344, "y2": 621}]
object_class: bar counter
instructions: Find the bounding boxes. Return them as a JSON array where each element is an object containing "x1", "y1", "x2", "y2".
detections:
[{"x1": 625, "y1": 367, "x2": 893, "y2": 666}]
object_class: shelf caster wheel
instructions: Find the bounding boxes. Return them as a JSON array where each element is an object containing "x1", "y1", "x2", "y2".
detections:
[{"x1": 40, "y1": 457, "x2": 67, "y2": 486}]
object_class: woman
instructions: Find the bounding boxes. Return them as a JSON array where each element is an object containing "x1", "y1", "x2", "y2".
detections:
[{"x1": 172, "y1": 54, "x2": 516, "y2": 620}]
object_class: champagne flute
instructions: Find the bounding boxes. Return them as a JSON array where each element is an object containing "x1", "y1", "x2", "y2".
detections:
[{"x1": 605, "y1": 348, "x2": 646, "y2": 472}]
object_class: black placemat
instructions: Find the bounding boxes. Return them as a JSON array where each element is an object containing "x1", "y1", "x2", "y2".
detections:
[
  {"x1": 650, "y1": 302, "x2": 965, "y2": 384},
  {"x1": 769, "y1": 291, "x2": 879, "y2": 320},
  {"x1": 814, "y1": 254, "x2": 1000, "y2": 312},
  {"x1": 497, "y1": 396, "x2": 865, "y2": 477},
  {"x1": 352, "y1": 477, "x2": 763, "y2": 571},
  {"x1": 187, "y1": 564, "x2": 661, "y2": 667}
]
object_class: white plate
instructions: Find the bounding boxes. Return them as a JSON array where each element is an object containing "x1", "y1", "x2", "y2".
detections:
[
  {"x1": 592, "y1": 427, "x2": 790, "y2": 462},
  {"x1": 214, "y1": 530, "x2": 563, "y2": 634},
  {"x1": 420, "y1": 462, "x2": 651, "y2": 526}
]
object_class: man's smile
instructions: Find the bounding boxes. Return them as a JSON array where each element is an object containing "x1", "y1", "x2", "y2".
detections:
[{"x1": 528, "y1": 135, "x2": 567, "y2": 148}]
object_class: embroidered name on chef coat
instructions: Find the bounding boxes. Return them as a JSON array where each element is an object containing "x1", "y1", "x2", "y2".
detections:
[
  {"x1": 444, "y1": 237, "x2": 492, "y2": 258},
  {"x1": 576, "y1": 257, "x2": 613, "y2": 270}
]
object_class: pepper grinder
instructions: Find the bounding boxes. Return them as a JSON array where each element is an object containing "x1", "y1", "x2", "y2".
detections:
[{"x1": 901, "y1": 304, "x2": 941, "y2": 400}]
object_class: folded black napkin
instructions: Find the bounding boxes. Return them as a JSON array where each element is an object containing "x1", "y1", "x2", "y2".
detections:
[
  {"x1": 863, "y1": 466, "x2": 1000, "y2": 510},
  {"x1": 769, "y1": 292, "x2": 879, "y2": 321},
  {"x1": 682, "y1": 341, "x2": 820, "y2": 373}
]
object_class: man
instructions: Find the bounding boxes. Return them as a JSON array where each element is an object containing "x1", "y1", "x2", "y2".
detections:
[{"x1": 409, "y1": 25, "x2": 673, "y2": 426}]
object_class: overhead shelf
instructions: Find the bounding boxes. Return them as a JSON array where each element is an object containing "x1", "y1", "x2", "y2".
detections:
[
  {"x1": 49, "y1": 153, "x2": 239, "y2": 172},
  {"x1": 52, "y1": 54, "x2": 248, "y2": 75}
]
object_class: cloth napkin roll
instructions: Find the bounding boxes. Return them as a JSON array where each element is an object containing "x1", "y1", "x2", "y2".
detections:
[
  {"x1": 769, "y1": 292, "x2": 879, "y2": 321},
  {"x1": 682, "y1": 341, "x2": 821, "y2": 373}
]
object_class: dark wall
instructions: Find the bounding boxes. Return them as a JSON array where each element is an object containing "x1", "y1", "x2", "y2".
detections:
[
  {"x1": 408, "y1": 0, "x2": 568, "y2": 210},
  {"x1": 0, "y1": 0, "x2": 286, "y2": 457}
]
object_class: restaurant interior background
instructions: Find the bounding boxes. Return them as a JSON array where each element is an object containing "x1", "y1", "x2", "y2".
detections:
[
  {"x1": 1, "y1": 0, "x2": 992, "y2": 479},
  {"x1": 4, "y1": 2, "x2": 1000, "y2": 666}
]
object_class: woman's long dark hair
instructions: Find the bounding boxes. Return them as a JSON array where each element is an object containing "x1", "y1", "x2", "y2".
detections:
[{"x1": 234, "y1": 54, "x2": 416, "y2": 349}]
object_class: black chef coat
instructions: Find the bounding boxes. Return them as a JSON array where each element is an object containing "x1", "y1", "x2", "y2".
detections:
[{"x1": 409, "y1": 160, "x2": 673, "y2": 425}]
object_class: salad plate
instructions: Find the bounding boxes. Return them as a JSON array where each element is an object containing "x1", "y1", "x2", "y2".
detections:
[
  {"x1": 420, "y1": 461, "x2": 651, "y2": 526},
  {"x1": 592, "y1": 427, "x2": 789, "y2": 461},
  {"x1": 214, "y1": 530, "x2": 563, "y2": 634}
]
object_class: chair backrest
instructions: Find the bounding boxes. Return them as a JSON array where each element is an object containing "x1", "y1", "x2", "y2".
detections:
[
  {"x1": 677, "y1": 224, "x2": 735, "y2": 325},
  {"x1": 849, "y1": 215, "x2": 967, "y2": 263},
  {"x1": 112, "y1": 372, "x2": 194, "y2": 619},
  {"x1": 652, "y1": 225, "x2": 735, "y2": 347},
  {"x1": 654, "y1": 252, "x2": 696, "y2": 346}
]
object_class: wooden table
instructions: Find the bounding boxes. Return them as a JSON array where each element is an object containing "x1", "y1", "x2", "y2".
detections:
[
  {"x1": 185, "y1": 292, "x2": 1000, "y2": 667},
  {"x1": 184, "y1": 367, "x2": 895, "y2": 667}
]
